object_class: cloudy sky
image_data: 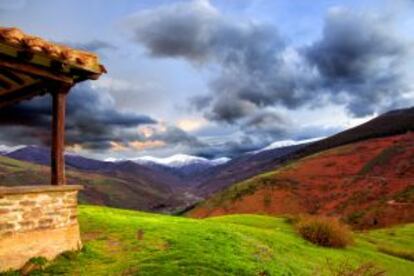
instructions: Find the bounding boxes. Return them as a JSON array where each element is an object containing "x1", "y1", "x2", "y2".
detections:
[{"x1": 0, "y1": 0, "x2": 413, "y2": 159}]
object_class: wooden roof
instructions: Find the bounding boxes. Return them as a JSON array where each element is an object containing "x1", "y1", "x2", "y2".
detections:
[{"x1": 0, "y1": 27, "x2": 106, "y2": 108}]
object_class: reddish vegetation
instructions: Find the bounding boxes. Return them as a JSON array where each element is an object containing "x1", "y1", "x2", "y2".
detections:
[{"x1": 189, "y1": 133, "x2": 414, "y2": 229}]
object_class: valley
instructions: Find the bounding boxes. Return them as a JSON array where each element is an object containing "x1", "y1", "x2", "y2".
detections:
[
  {"x1": 0, "y1": 156, "x2": 194, "y2": 213},
  {"x1": 1, "y1": 107, "x2": 413, "y2": 226}
]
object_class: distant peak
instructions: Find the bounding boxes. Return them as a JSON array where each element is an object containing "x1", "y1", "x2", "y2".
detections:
[
  {"x1": 0, "y1": 144, "x2": 26, "y2": 154},
  {"x1": 109, "y1": 154, "x2": 230, "y2": 168},
  {"x1": 253, "y1": 137, "x2": 325, "y2": 154}
]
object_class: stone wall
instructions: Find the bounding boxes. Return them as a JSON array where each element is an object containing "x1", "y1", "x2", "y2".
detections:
[{"x1": 0, "y1": 185, "x2": 83, "y2": 271}]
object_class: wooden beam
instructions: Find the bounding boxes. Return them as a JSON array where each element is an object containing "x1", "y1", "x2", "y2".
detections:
[
  {"x1": 0, "y1": 80, "x2": 45, "y2": 108},
  {"x1": 0, "y1": 75, "x2": 12, "y2": 89},
  {"x1": 51, "y1": 83, "x2": 71, "y2": 185},
  {"x1": 0, "y1": 55, "x2": 74, "y2": 84},
  {"x1": 0, "y1": 68, "x2": 25, "y2": 85}
]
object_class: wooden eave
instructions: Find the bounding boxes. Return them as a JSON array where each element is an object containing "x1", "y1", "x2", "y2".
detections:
[
  {"x1": 0, "y1": 41, "x2": 104, "y2": 79},
  {"x1": 0, "y1": 28, "x2": 106, "y2": 108}
]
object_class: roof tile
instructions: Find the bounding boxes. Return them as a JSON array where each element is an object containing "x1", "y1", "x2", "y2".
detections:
[{"x1": 0, "y1": 27, "x2": 105, "y2": 74}]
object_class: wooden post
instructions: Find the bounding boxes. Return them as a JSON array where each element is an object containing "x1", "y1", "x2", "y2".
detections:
[{"x1": 51, "y1": 84, "x2": 70, "y2": 185}]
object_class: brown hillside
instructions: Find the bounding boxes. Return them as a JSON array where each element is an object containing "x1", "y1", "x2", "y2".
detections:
[
  {"x1": 0, "y1": 156, "x2": 190, "y2": 212},
  {"x1": 189, "y1": 133, "x2": 414, "y2": 229}
]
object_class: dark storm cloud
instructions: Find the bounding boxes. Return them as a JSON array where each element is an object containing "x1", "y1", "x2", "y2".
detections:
[
  {"x1": 126, "y1": 0, "x2": 315, "y2": 126},
  {"x1": 127, "y1": 1, "x2": 413, "y2": 124},
  {"x1": 242, "y1": 111, "x2": 288, "y2": 138},
  {"x1": 152, "y1": 125, "x2": 204, "y2": 147},
  {"x1": 194, "y1": 135, "x2": 259, "y2": 158},
  {"x1": 0, "y1": 82, "x2": 156, "y2": 148},
  {"x1": 207, "y1": 97, "x2": 255, "y2": 123},
  {"x1": 127, "y1": 0, "x2": 217, "y2": 61},
  {"x1": 189, "y1": 95, "x2": 213, "y2": 111},
  {"x1": 305, "y1": 8, "x2": 411, "y2": 116}
]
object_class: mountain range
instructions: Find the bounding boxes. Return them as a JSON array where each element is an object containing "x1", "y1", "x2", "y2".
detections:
[
  {"x1": 1, "y1": 106, "x2": 413, "y2": 221},
  {"x1": 0, "y1": 137, "x2": 320, "y2": 212},
  {"x1": 108, "y1": 154, "x2": 230, "y2": 176}
]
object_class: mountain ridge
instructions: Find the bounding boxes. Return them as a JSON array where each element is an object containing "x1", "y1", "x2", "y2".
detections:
[{"x1": 1, "y1": 107, "x2": 414, "y2": 214}]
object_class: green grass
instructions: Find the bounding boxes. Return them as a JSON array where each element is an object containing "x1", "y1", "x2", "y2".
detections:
[{"x1": 24, "y1": 205, "x2": 414, "y2": 275}]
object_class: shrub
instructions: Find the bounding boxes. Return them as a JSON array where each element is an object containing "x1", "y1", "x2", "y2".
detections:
[{"x1": 296, "y1": 215, "x2": 353, "y2": 248}]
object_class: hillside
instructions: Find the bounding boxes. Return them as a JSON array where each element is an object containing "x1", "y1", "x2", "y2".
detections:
[
  {"x1": 0, "y1": 156, "x2": 193, "y2": 212},
  {"x1": 17, "y1": 205, "x2": 414, "y2": 275},
  {"x1": 6, "y1": 146, "x2": 187, "y2": 192},
  {"x1": 189, "y1": 133, "x2": 414, "y2": 229},
  {"x1": 191, "y1": 144, "x2": 306, "y2": 197},
  {"x1": 191, "y1": 107, "x2": 414, "y2": 197}
]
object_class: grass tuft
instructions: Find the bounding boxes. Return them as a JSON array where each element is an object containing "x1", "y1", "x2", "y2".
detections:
[
  {"x1": 318, "y1": 259, "x2": 385, "y2": 276},
  {"x1": 377, "y1": 245, "x2": 414, "y2": 262},
  {"x1": 19, "y1": 256, "x2": 49, "y2": 275}
]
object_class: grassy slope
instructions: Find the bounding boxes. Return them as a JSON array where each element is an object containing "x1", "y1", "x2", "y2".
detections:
[{"x1": 30, "y1": 206, "x2": 414, "y2": 275}]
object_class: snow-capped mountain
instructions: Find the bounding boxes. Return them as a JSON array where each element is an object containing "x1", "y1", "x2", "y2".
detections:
[
  {"x1": 133, "y1": 154, "x2": 229, "y2": 167},
  {"x1": 253, "y1": 137, "x2": 325, "y2": 154},
  {"x1": 0, "y1": 145, "x2": 25, "y2": 155},
  {"x1": 108, "y1": 154, "x2": 230, "y2": 175}
]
